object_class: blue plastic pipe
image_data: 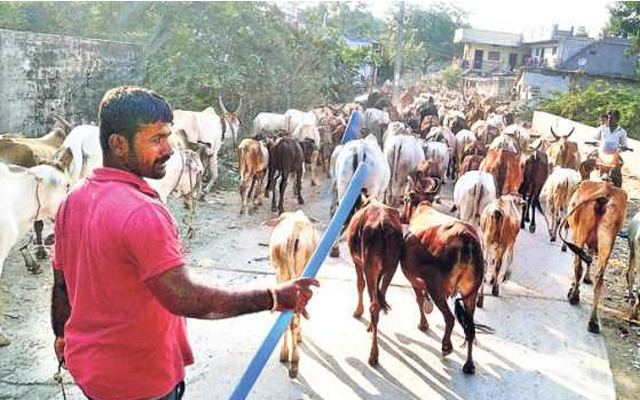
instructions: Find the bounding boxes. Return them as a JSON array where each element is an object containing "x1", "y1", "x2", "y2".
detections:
[{"x1": 227, "y1": 162, "x2": 369, "y2": 400}]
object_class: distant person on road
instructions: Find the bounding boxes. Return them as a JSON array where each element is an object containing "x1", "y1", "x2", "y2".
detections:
[
  {"x1": 594, "y1": 110, "x2": 628, "y2": 153},
  {"x1": 50, "y1": 86, "x2": 319, "y2": 400}
]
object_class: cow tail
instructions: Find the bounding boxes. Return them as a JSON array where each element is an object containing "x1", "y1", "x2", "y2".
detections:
[
  {"x1": 485, "y1": 208, "x2": 503, "y2": 244},
  {"x1": 557, "y1": 192, "x2": 611, "y2": 266},
  {"x1": 471, "y1": 180, "x2": 483, "y2": 221},
  {"x1": 496, "y1": 157, "x2": 507, "y2": 196},
  {"x1": 390, "y1": 142, "x2": 402, "y2": 199}
]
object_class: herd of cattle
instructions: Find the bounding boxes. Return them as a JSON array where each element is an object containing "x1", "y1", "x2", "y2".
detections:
[{"x1": 0, "y1": 88, "x2": 639, "y2": 382}]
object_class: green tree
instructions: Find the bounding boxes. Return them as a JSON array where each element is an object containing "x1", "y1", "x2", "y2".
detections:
[
  {"x1": 605, "y1": 2, "x2": 640, "y2": 52},
  {"x1": 539, "y1": 80, "x2": 640, "y2": 139}
]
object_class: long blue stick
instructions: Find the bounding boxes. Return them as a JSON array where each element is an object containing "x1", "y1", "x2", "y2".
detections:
[{"x1": 227, "y1": 163, "x2": 369, "y2": 400}]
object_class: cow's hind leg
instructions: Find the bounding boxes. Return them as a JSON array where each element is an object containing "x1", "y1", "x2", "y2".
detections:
[
  {"x1": 411, "y1": 285, "x2": 428, "y2": 332},
  {"x1": 628, "y1": 246, "x2": 639, "y2": 319},
  {"x1": 432, "y1": 289, "x2": 455, "y2": 356},
  {"x1": 365, "y1": 264, "x2": 382, "y2": 366},
  {"x1": 461, "y1": 293, "x2": 478, "y2": 374},
  {"x1": 296, "y1": 167, "x2": 304, "y2": 205},
  {"x1": 568, "y1": 231, "x2": 588, "y2": 305},
  {"x1": 353, "y1": 260, "x2": 365, "y2": 318},
  {"x1": 588, "y1": 231, "x2": 616, "y2": 333},
  {"x1": 289, "y1": 313, "x2": 301, "y2": 378},
  {"x1": 583, "y1": 249, "x2": 595, "y2": 285},
  {"x1": 34, "y1": 220, "x2": 47, "y2": 259}
]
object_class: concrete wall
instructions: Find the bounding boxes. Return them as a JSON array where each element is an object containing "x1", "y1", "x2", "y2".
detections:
[
  {"x1": 463, "y1": 75, "x2": 517, "y2": 100},
  {"x1": 0, "y1": 28, "x2": 144, "y2": 136},
  {"x1": 517, "y1": 70, "x2": 570, "y2": 100}
]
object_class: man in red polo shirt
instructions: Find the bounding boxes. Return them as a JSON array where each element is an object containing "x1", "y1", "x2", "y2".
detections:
[{"x1": 50, "y1": 86, "x2": 319, "y2": 400}]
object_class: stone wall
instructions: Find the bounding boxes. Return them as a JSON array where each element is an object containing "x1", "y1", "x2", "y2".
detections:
[{"x1": 0, "y1": 28, "x2": 143, "y2": 136}]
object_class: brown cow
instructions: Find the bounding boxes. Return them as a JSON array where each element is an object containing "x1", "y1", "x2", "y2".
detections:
[
  {"x1": 400, "y1": 186, "x2": 485, "y2": 374},
  {"x1": 237, "y1": 138, "x2": 269, "y2": 214},
  {"x1": 519, "y1": 146, "x2": 549, "y2": 233},
  {"x1": 480, "y1": 194, "x2": 525, "y2": 296},
  {"x1": 419, "y1": 115, "x2": 440, "y2": 138},
  {"x1": 458, "y1": 154, "x2": 483, "y2": 177},
  {"x1": 480, "y1": 148, "x2": 523, "y2": 196},
  {"x1": 0, "y1": 116, "x2": 72, "y2": 167},
  {"x1": 263, "y1": 210, "x2": 320, "y2": 378},
  {"x1": 346, "y1": 193, "x2": 403, "y2": 366},
  {"x1": 547, "y1": 127, "x2": 581, "y2": 170},
  {"x1": 560, "y1": 181, "x2": 627, "y2": 333},
  {"x1": 266, "y1": 137, "x2": 304, "y2": 214}
]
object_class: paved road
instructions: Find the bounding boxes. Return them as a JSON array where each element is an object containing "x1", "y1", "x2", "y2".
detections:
[{"x1": 0, "y1": 176, "x2": 616, "y2": 400}]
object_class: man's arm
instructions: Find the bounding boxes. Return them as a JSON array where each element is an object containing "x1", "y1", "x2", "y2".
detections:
[
  {"x1": 51, "y1": 270, "x2": 71, "y2": 336},
  {"x1": 146, "y1": 266, "x2": 318, "y2": 320},
  {"x1": 51, "y1": 270, "x2": 70, "y2": 361}
]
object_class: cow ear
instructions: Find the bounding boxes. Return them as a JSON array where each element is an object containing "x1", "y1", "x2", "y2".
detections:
[{"x1": 261, "y1": 215, "x2": 286, "y2": 228}]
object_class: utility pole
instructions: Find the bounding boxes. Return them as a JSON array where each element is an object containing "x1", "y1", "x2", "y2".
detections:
[{"x1": 393, "y1": 1, "x2": 404, "y2": 103}]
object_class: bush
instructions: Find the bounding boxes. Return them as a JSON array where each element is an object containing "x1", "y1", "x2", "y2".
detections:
[
  {"x1": 539, "y1": 80, "x2": 640, "y2": 139},
  {"x1": 439, "y1": 66, "x2": 463, "y2": 90}
]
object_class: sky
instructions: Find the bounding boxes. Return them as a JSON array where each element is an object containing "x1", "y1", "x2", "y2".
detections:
[{"x1": 363, "y1": 0, "x2": 614, "y2": 37}]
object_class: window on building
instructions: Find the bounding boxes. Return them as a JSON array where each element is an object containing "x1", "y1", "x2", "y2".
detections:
[
  {"x1": 488, "y1": 51, "x2": 500, "y2": 62},
  {"x1": 552, "y1": 47, "x2": 557, "y2": 55},
  {"x1": 589, "y1": 50, "x2": 597, "y2": 55}
]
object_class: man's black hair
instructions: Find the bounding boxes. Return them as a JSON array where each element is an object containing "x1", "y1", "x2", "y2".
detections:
[
  {"x1": 599, "y1": 113, "x2": 608, "y2": 120},
  {"x1": 99, "y1": 86, "x2": 173, "y2": 155},
  {"x1": 608, "y1": 110, "x2": 621, "y2": 120}
]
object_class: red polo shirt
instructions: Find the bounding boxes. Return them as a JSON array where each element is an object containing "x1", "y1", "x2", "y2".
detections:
[{"x1": 53, "y1": 167, "x2": 194, "y2": 400}]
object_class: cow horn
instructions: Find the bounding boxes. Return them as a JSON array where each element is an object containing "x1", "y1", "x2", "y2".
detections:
[
  {"x1": 218, "y1": 96, "x2": 228, "y2": 114},
  {"x1": 235, "y1": 97, "x2": 243, "y2": 115},
  {"x1": 53, "y1": 114, "x2": 73, "y2": 131},
  {"x1": 550, "y1": 126, "x2": 559, "y2": 140},
  {"x1": 566, "y1": 127, "x2": 575, "y2": 138},
  {"x1": 428, "y1": 177, "x2": 442, "y2": 194}
]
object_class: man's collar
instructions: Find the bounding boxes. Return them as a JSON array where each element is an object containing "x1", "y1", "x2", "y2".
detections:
[{"x1": 90, "y1": 167, "x2": 160, "y2": 198}]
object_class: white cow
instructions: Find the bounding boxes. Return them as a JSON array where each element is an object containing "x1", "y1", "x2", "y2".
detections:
[
  {"x1": 364, "y1": 108, "x2": 390, "y2": 145},
  {"x1": 382, "y1": 121, "x2": 410, "y2": 145},
  {"x1": 421, "y1": 141, "x2": 449, "y2": 182},
  {"x1": 330, "y1": 134, "x2": 390, "y2": 256},
  {"x1": 384, "y1": 134, "x2": 425, "y2": 206},
  {"x1": 540, "y1": 167, "x2": 582, "y2": 246},
  {"x1": 253, "y1": 112, "x2": 286, "y2": 134},
  {"x1": 284, "y1": 109, "x2": 317, "y2": 134},
  {"x1": 55, "y1": 125, "x2": 102, "y2": 183},
  {"x1": 0, "y1": 162, "x2": 69, "y2": 283},
  {"x1": 454, "y1": 170, "x2": 496, "y2": 228},
  {"x1": 173, "y1": 107, "x2": 230, "y2": 193}
]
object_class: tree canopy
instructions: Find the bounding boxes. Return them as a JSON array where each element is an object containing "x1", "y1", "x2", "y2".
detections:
[{"x1": 605, "y1": 2, "x2": 640, "y2": 53}]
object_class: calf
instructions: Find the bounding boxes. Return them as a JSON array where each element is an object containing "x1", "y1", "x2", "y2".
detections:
[
  {"x1": 236, "y1": 138, "x2": 269, "y2": 214},
  {"x1": 518, "y1": 147, "x2": 549, "y2": 233},
  {"x1": 266, "y1": 138, "x2": 304, "y2": 214},
  {"x1": 540, "y1": 167, "x2": 582, "y2": 248},
  {"x1": 480, "y1": 148, "x2": 523, "y2": 196},
  {"x1": 400, "y1": 187, "x2": 484, "y2": 374},
  {"x1": 480, "y1": 194, "x2": 525, "y2": 296},
  {"x1": 561, "y1": 181, "x2": 627, "y2": 333},
  {"x1": 384, "y1": 134, "x2": 425, "y2": 206},
  {"x1": 346, "y1": 193, "x2": 403, "y2": 366},
  {"x1": 264, "y1": 211, "x2": 320, "y2": 378},
  {"x1": 454, "y1": 171, "x2": 496, "y2": 227},
  {"x1": 292, "y1": 124, "x2": 321, "y2": 186}
]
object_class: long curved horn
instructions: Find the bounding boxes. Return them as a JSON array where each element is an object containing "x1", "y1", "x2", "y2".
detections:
[
  {"x1": 218, "y1": 96, "x2": 228, "y2": 114},
  {"x1": 53, "y1": 114, "x2": 73, "y2": 131},
  {"x1": 550, "y1": 126, "x2": 559, "y2": 140},
  {"x1": 428, "y1": 177, "x2": 442, "y2": 194},
  {"x1": 235, "y1": 97, "x2": 243, "y2": 115},
  {"x1": 566, "y1": 127, "x2": 575, "y2": 138}
]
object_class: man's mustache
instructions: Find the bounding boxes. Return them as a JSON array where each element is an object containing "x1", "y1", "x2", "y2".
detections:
[{"x1": 155, "y1": 155, "x2": 171, "y2": 165}]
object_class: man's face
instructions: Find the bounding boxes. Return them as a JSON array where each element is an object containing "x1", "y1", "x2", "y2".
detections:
[
  {"x1": 127, "y1": 121, "x2": 173, "y2": 179},
  {"x1": 608, "y1": 114, "x2": 618, "y2": 128},
  {"x1": 600, "y1": 116, "x2": 608, "y2": 126}
]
